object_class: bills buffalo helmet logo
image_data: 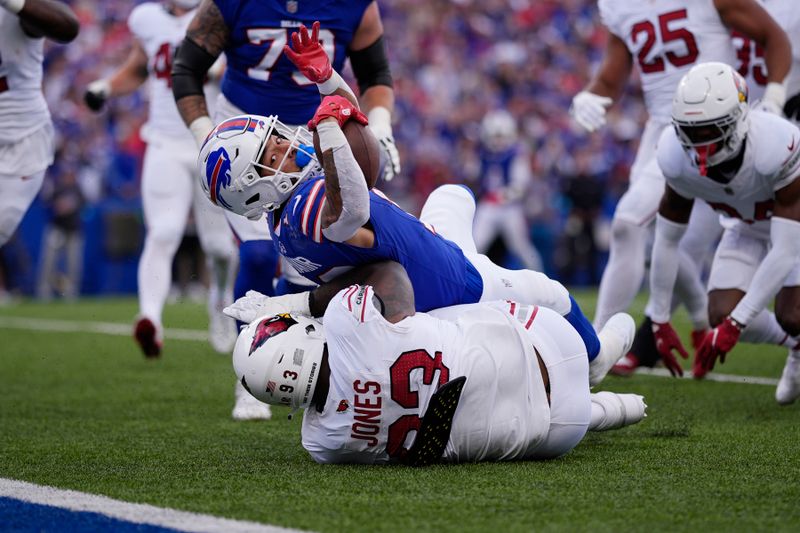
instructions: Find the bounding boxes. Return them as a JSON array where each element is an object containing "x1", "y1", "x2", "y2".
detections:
[
  {"x1": 205, "y1": 147, "x2": 234, "y2": 210},
  {"x1": 249, "y1": 314, "x2": 298, "y2": 355}
]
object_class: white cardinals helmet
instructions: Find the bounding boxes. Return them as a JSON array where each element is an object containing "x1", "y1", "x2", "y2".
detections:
[
  {"x1": 198, "y1": 115, "x2": 318, "y2": 219},
  {"x1": 232, "y1": 313, "x2": 325, "y2": 412},
  {"x1": 672, "y1": 62, "x2": 749, "y2": 176}
]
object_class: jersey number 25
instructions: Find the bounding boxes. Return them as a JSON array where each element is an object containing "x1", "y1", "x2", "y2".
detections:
[{"x1": 631, "y1": 9, "x2": 699, "y2": 74}]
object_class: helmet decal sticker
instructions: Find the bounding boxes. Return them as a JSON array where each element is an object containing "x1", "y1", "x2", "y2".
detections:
[
  {"x1": 206, "y1": 146, "x2": 234, "y2": 210},
  {"x1": 249, "y1": 314, "x2": 298, "y2": 355}
]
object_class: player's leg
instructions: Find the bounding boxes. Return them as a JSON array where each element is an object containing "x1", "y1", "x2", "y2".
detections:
[
  {"x1": 35, "y1": 224, "x2": 59, "y2": 300},
  {"x1": 773, "y1": 283, "x2": 800, "y2": 405},
  {"x1": 190, "y1": 163, "x2": 239, "y2": 354},
  {"x1": 472, "y1": 201, "x2": 499, "y2": 254},
  {"x1": 500, "y1": 204, "x2": 543, "y2": 272},
  {"x1": 0, "y1": 169, "x2": 46, "y2": 247},
  {"x1": 136, "y1": 142, "x2": 193, "y2": 357},
  {"x1": 420, "y1": 184, "x2": 600, "y2": 360},
  {"x1": 593, "y1": 121, "x2": 665, "y2": 330},
  {"x1": 526, "y1": 307, "x2": 591, "y2": 459}
]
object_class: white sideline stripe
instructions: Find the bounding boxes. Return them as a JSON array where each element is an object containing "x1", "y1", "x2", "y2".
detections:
[
  {"x1": 0, "y1": 316, "x2": 781, "y2": 386},
  {"x1": 0, "y1": 478, "x2": 308, "y2": 533},
  {"x1": 0, "y1": 316, "x2": 208, "y2": 342},
  {"x1": 635, "y1": 367, "x2": 779, "y2": 386}
]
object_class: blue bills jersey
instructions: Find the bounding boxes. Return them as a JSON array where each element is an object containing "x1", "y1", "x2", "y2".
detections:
[
  {"x1": 213, "y1": 0, "x2": 372, "y2": 124},
  {"x1": 267, "y1": 177, "x2": 484, "y2": 312}
]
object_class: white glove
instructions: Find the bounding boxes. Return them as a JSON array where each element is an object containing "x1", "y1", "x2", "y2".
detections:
[
  {"x1": 570, "y1": 91, "x2": 613, "y2": 132},
  {"x1": 752, "y1": 82, "x2": 787, "y2": 116},
  {"x1": 368, "y1": 107, "x2": 401, "y2": 182},
  {"x1": 0, "y1": 0, "x2": 25, "y2": 14},
  {"x1": 223, "y1": 290, "x2": 311, "y2": 324}
]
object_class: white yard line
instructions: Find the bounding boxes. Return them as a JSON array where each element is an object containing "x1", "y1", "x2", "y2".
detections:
[
  {"x1": 0, "y1": 478, "x2": 308, "y2": 533},
  {"x1": 0, "y1": 315, "x2": 207, "y2": 341},
  {"x1": 0, "y1": 315, "x2": 781, "y2": 386}
]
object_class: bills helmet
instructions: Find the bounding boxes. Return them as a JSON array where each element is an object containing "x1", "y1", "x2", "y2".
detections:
[
  {"x1": 232, "y1": 313, "x2": 326, "y2": 412},
  {"x1": 198, "y1": 115, "x2": 318, "y2": 219},
  {"x1": 481, "y1": 109, "x2": 518, "y2": 152},
  {"x1": 672, "y1": 62, "x2": 749, "y2": 176}
]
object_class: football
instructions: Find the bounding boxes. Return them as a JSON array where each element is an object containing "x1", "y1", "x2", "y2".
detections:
[{"x1": 313, "y1": 119, "x2": 381, "y2": 189}]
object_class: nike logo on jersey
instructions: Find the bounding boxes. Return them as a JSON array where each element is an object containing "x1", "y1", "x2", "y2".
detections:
[
  {"x1": 788, "y1": 137, "x2": 797, "y2": 151},
  {"x1": 292, "y1": 195, "x2": 302, "y2": 215}
]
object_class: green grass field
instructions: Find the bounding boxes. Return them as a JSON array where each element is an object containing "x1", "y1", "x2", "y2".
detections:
[{"x1": 1, "y1": 291, "x2": 799, "y2": 532}]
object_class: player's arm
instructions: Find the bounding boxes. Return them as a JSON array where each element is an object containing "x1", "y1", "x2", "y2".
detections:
[
  {"x1": 172, "y1": 0, "x2": 228, "y2": 145},
  {"x1": 647, "y1": 185, "x2": 694, "y2": 322},
  {"x1": 645, "y1": 185, "x2": 695, "y2": 374},
  {"x1": 728, "y1": 177, "x2": 800, "y2": 326},
  {"x1": 570, "y1": 33, "x2": 632, "y2": 132},
  {"x1": 716, "y1": 0, "x2": 791, "y2": 113},
  {"x1": 224, "y1": 260, "x2": 415, "y2": 324},
  {"x1": 2, "y1": 0, "x2": 79, "y2": 43},
  {"x1": 309, "y1": 260, "x2": 414, "y2": 323},
  {"x1": 84, "y1": 41, "x2": 149, "y2": 112},
  {"x1": 349, "y1": 2, "x2": 399, "y2": 181}
]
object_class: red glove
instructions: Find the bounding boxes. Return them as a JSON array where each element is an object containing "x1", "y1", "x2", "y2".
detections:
[
  {"x1": 307, "y1": 95, "x2": 369, "y2": 131},
  {"x1": 695, "y1": 317, "x2": 743, "y2": 373},
  {"x1": 651, "y1": 321, "x2": 689, "y2": 377},
  {"x1": 283, "y1": 21, "x2": 332, "y2": 83},
  {"x1": 690, "y1": 329, "x2": 710, "y2": 379}
]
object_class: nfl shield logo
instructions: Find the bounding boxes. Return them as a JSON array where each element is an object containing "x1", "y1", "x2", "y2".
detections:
[{"x1": 287, "y1": 0, "x2": 298, "y2": 13}]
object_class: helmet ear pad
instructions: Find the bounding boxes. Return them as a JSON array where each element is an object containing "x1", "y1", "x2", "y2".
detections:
[{"x1": 232, "y1": 313, "x2": 326, "y2": 411}]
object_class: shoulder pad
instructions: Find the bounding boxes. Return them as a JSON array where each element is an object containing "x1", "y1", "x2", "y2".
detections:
[{"x1": 656, "y1": 126, "x2": 687, "y2": 180}]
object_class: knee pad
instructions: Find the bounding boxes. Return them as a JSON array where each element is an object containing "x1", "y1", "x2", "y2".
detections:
[
  {"x1": 610, "y1": 218, "x2": 647, "y2": 250},
  {"x1": 235, "y1": 240, "x2": 278, "y2": 300},
  {"x1": 146, "y1": 225, "x2": 182, "y2": 253}
]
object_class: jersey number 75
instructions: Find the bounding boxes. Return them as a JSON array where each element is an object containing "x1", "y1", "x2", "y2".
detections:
[{"x1": 246, "y1": 27, "x2": 334, "y2": 84}]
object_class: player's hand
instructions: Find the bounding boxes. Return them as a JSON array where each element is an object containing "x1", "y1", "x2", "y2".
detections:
[
  {"x1": 651, "y1": 321, "x2": 689, "y2": 377},
  {"x1": 753, "y1": 82, "x2": 787, "y2": 116},
  {"x1": 307, "y1": 95, "x2": 368, "y2": 131},
  {"x1": 695, "y1": 317, "x2": 742, "y2": 373},
  {"x1": 377, "y1": 134, "x2": 401, "y2": 181},
  {"x1": 570, "y1": 91, "x2": 613, "y2": 132},
  {"x1": 223, "y1": 290, "x2": 311, "y2": 324},
  {"x1": 84, "y1": 79, "x2": 110, "y2": 112},
  {"x1": 784, "y1": 92, "x2": 800, "y2": 122},
  {"x1": 284, "y1": 21, "x2": 332, "y2": 84}
]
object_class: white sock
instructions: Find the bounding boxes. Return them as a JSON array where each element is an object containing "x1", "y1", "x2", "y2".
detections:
[
  {"x1": 594, "y1": 220, "x2": 648, "y2": 329},
  {"x1": 138, "y1": 235, "x2": 180, "y2": 322}
]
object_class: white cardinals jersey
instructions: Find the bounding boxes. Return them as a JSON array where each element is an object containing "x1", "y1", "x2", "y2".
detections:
[
  {"x1": 599, "y1": 0, "x2": 735, "y2": 123},
  {"x1": 301, "y1": 286, "x2": 551, "y2": 464},
  {"x1": 657, "y1": 111, "x2": 800, "y2": 238},
  {"x1": 128, "y1": 3, "x2": 215, "y2": 143},
  {"x1": 731, "y1": 0, "x2": 800, "y2": 106},
  {"x1": 0, "y1": 10, "x2": 50, "y2": 144}
]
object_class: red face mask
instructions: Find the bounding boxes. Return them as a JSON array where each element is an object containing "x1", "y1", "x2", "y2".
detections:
[{"x1": 695, "y1": 142, "x2": 719, "y2": 176}]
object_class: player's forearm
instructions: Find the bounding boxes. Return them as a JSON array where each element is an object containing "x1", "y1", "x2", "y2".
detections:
[
  {"x1": 359, "y1": 85, "x2": 394, "y2": 116},
  {"x1": 762, "y1": 31, "x2": 792, "y2": 86},
  {"x1": 106, "y1": 46, "x2": 149, "y2": 97},
  {"x1": 13, "y1": 0, "x2": 79, "y2": 43},
  {"x1": 175, "y1": 95, "x2": 210, "y2": 127},
  {"x1": 730, "y1": 217, "x2": 800, "y2": 325},
  {"x1": 318, "y1": 121, "x2": 370, "y2": 242},
  {"x1": 646, "y1": 214, "x2": 687, "y2": 323}
]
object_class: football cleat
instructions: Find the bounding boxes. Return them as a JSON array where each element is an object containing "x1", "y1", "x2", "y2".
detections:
[
  {"x1": 209, "y1": 304, "x2": 238, "y2": 355},
  {"x1": 590, "y1": 313, "x2": 636, "y2": 387},
  {"x1": 134, "y1": 317, "x2": 162, "y2": 358},
  {"x1": 589, "y1": 391, "x2": 647, "y2": 431},
  {"x1": 232, "y1": 379, "x2": 272, "y2": 421},
  {"x1": 775, "y1": 351, "x2": 800, "y2": 406},
  {"x1": 610, "y1": 353, "x2": 641, "y2": 377}
]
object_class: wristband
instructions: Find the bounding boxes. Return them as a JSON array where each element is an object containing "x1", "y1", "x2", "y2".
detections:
[
  {"x1": 317, "y1": 71, "x2": 346, "y2": 95},
  {"x1": 189, "y1": 116, "x2": 215, "y2": 148},
  {"x1": 0, "y1": 0, "x2": 25, "y2": 14}
]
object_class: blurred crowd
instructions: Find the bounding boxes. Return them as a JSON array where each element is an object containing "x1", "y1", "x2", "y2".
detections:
[{"x1": 4, "y1": 0, "x2": 651, "y2": 298}]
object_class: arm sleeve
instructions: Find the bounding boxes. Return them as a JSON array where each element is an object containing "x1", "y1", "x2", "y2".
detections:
[
  {"x1": 645, "y1": 214, "x2": 688, "y2": 323},
  {"x1": 730, "y1": 216, "x2": 800, "y2": 325},
  {"x1": 317, "y1": 122, "x2": 371, "y2": 242}
]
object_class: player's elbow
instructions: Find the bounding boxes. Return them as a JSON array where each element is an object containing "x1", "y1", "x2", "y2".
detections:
[{"x1": 171, "y1": 37, "x2": 217, "y2": 101}]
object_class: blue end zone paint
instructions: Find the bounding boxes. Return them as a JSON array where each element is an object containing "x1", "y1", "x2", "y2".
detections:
[{"x1": 0, "y1": 497, "x2": 182, "y2": 533}]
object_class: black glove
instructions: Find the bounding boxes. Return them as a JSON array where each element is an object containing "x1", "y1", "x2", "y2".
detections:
[
  {"x1": 783, "y1": 92, "x2": 800, "y2": 122},
  {"x1": 84, "y1": 79, "x2": 110, "y2": 112}
]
